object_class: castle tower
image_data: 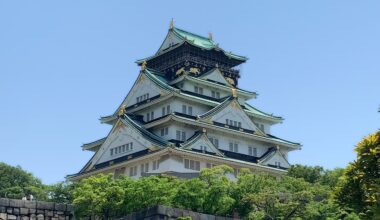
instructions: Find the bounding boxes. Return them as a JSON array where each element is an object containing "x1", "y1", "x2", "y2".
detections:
[{"x1": 68, "y1": 23, "x2": 300, "y2": 180}]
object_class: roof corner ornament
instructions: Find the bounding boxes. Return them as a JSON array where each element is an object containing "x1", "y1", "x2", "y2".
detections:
[
  {"x1": 231, "y1": 88, "x2": 238, "y2": 98},
  {"x1": 141, "y1": 60, "x2": 147, "y2": 70},
  {"x1": 169, "y1": 18, "x2": 174, "y2": 30},
  {"x1": 208, "y1": 32, "x2": 213, "y2": 40},
  {"x1": 276, "y1": 145, "x2": 280, "y2": 150},
  {"x1": 202, "y1": 128, "x2": 207, "y2": 133},
  {"x1": 118, "y1": 104, "x2": 126, "y2": 116}
]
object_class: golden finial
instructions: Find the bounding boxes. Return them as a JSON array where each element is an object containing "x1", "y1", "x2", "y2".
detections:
[
  {"x1": 208, "y1": 32, "x2": 213, "y2": 40},
  {"x1": 231, "y1": 88, "x2": 237, "y2": 98},
  {"x1": 141, "y1": 60, "x2": 147, "y2": 70},
  {"x1": 169, "y1": 18, "x2": 174, "y2": 30},
  {"x1": 118, "y1": 104, "x2": 126, "y2": 116}
]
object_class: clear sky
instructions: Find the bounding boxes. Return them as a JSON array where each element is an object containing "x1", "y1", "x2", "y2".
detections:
[{"x1": 0, "y1": 1, "x2": 379, "y2": 184}]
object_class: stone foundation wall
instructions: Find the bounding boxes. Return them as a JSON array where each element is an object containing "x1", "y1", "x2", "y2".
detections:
[{"x1": 0, "y1": 198, "x2": 74, "y2": 220}]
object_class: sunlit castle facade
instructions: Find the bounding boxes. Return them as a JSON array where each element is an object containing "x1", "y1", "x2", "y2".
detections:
[{"x1": 68, "y1": 22, "x2": 301, "y2": 181}]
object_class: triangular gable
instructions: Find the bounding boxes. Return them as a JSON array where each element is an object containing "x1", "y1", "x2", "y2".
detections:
[
  {"x1": 199, "y1": 68, "x2": 230, "y2": 85},
  {"x1": 157, "y1": 30, "x2": 183, "y2": 54},
  {"x1": 259, "y1": 148, "x2": 290, "y2": 168},
  {"x1": 199, "y1": 98, "x2": 266, "y2": 135},
  {"x1": 180, "y1": 131, "x2": 224, "y2": 157},
  {"x1": 118, "y1": 70, "x2": 173, "y2": 110},
  {"x1": 85, "y1": 116, "x2": 167, "y2": 171}
]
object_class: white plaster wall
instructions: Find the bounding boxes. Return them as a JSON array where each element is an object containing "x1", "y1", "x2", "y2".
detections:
[
  {"x1": 206, "y1": 131, "x2": 271, "y2": 157},
  {"x1": 211, "y1": 104, "x2": 256, "y2": 131},
  {"x1": 96, "y1": 126, "x2": 151, "y2": 164},
  {"x1": 158, "y1": 32, "x2": 182, "y2": 52},
  {"x1": 262, "y1": 153, "x2": 290, "y2": 168},
  {"x1": 181, "y1": 81, "x2": 231, "y2": 100},
  {"x1": 123, "y1": 75, "x2": 162, "y2": 107}
]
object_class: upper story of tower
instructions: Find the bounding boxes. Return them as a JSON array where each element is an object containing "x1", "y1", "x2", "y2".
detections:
[{"x1": 136, "y1": 21, "x2": 247, "y2": 87}]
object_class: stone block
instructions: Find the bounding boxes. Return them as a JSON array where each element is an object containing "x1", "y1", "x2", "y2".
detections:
[
  {"x1": 21, "y1": 216, "x2": 29, "y2": 220},
  {"x1": 0, "y1": 198, "x2": 9, "y2": 207},
  {"x1": 54, "y1": 204, "x2": 66, "y2": 212},
  {"x1": 56, "y1": 211, "x2": 64, "y2": 215},
  {"x1": 24, "y1": 201, "x2": 37, "y2": 209},
  {"x1": 36, "y1": 214, "x2": 44, "y2": 220},
  {"x1": 30, "y1": 214, "x2": 36, "y2": 220},
  {"x1": 9, "y1": 199, "x2": 24, "y2": 208},
  {"x1": 37, "y1": 202, "x2": 54, "y2": 210},
  {"x1": 8, "y1": 215, "x2": 17, "y2": 220},
  {"x1": 0, "y1": 206, "x2": 6, "y2": 213},
  {"x1": 0, "y1": 213, "x2": 7, "y2": 220},
  {"x1": 45, "y1": 210, "x2": 54, "y2": 217},
  {"x1": 51, "y1": 218, "x2": 58, "y2": 220},
  {"x1": 20, "y1": 208, "x2": 29, "y2": 215},
  {"x1": 29, "y1": 209, "x2": 36, "y2": 214},
  {"x1": 58, "y1": 216, "x2": 65, "y2": 220},
  {"x1": 7, "y1": 208, "x2": 13, "y2": 214},
  {"x1": 13, "y1": 208, "x2": 20, "y2": 215}
]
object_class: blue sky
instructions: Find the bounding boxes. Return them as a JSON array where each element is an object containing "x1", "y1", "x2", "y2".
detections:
[{"x1": 0, "y1": 1, "x2": 379, "y2": 184}]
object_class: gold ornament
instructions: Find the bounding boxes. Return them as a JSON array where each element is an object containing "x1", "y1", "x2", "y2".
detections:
[
  {"x1": 141, "y1": 61, "x2": 147, "y2": 70},
  {"x1": 189, "y1": 67, "x2": 200, "y2": 75}
]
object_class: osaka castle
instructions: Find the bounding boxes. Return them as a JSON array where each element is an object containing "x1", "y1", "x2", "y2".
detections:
[{"x1": 68, "y1": 22, "x2": 301, "y2": 181}]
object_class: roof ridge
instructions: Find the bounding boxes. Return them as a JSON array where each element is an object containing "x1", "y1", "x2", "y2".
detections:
[{"x1": 173, "y1": 27, "x2": 213, "y2": 42}]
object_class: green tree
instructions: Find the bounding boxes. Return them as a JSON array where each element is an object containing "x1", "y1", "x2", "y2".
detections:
[
  {"x1": 172, "y1": 178, "x2": 207, "y2": 212},
  {"x1": 335, "y1": 131, "x2": 380, "y2": 219},
  {"x1": 73, "y1": 174, "x2": 125, "y2": 219},
  {"x1": 0, "y1": 162, "x2": 47, "y2": 200},
  {"x1": 47, "y1": 181, "x2": 75, "y2": 203},
  {"x1": 198, "y1": 165, "x2": 236, "y2": 216},
  {"x1": 122, "y1": 175, "x2": 178, "y2": 214},
  {"x1": 287, "y1": 164, "x2": 324, "y2": 184}
]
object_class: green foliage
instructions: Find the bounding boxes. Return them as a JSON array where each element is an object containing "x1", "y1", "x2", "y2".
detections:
[
  {"x1": 47, "y1": 181, "x2": 75, "y2": 203},
  {"x1": 335, "y1": 131, "x2": 380, "y2": 219},
  {"x1": 72, "y1": 174, "x2": 125, "y2": 219},
  {"x1": 0, "y1": 162, "x2": 47, "y2": 200}
]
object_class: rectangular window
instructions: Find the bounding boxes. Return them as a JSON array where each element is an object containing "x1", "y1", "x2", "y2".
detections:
[
  {"x1": 167, "y1": 105, "x2": 170, "y2": 114},
  {"x1": 176, "y1": 130, "x2": 181, "y2": 140},
  {"x1": 226, "y1": 119, "x2": 229, "y2": 125},
  {"x1": 229, "y1": 142, "x2": 233, "y2": 151},
  {"x1": 161, "y1": 129, "x2": 165, "y2": 136},
  {"x1": 140, "y1": 164, "x2": 144, "y2": 174},
  {"x1": 216, "y1": 92, "x2": 220, "y2": 98},
  {"x1": 238, "y1": 122, "x2": 242, "y2": 128},
  {"x1": 182, "y1": 105, "x2": 187, "y2": 114},
  {"x1": 194, "y1": 86, "x2": 198, "y2": 93},
  {"x1": 165, "y1": 127, "x2": 168, "y2": 135},
  {"x1": 199, "y1": 87, "x2": 203, "y2": 95},
  {"x1": 136, "y1": 97, "x2": 139, "y2": 103},
  {"x1": 146, "y1": 113, "x2": 150, "y2": 122},
  {"x1": 130, "y1": 142, "x2": 133, "y2": 150},
  {"x1": 195, "y1": 161, "x2": 200, "y2": 171},
  {"x1": 234, "y1": 143, "x2": 238, "y2": 153},
  {"x1": 146, "y1": 93, "x2": 149, "y2": 99},
  {"x1": 234, "y1": 121, "x2": 237, "y2": 127},
  {"x1": 214, "y1": 139, "x2": 219, "y2": 148},
  {"x1": 188, "y1": 106, "x2": 192, "y2": 115},
  {"x1": 211, "y1": 91, "x2": 215, "y2": 98},
  {"x1": 145, "y1": 163, "x2": 149, "y2": 172},
  {"x1": 151, "y1": 111, "x2": 154, "y2": 120},
  {"x1": 110, "y1": 149, "x2": 114, "y2": 156},
  {"x1": 153, "y1": 160, "x2": 160, "y2": 170},
  {"x1": 129, "y1": 166, "x2": 137, "y2": 176},
  {"x1": 162, "y1": 107, "x2": 165, "y2": 116},
  {"x1": 126, "y1": 143, "x2": 129, "y2": 151},
  {"x1": 182, "y1": 131, "x2": 186, "y2": 141},
  {"x1": 260, "y1": 124, "x2": 265, "y2": 132},
  {"x1": 190, "y1": 160, "x2": 194, "y2": 170},
  {"x1": 184, "y1": 159, "x2": 200, "y2": 171}
]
